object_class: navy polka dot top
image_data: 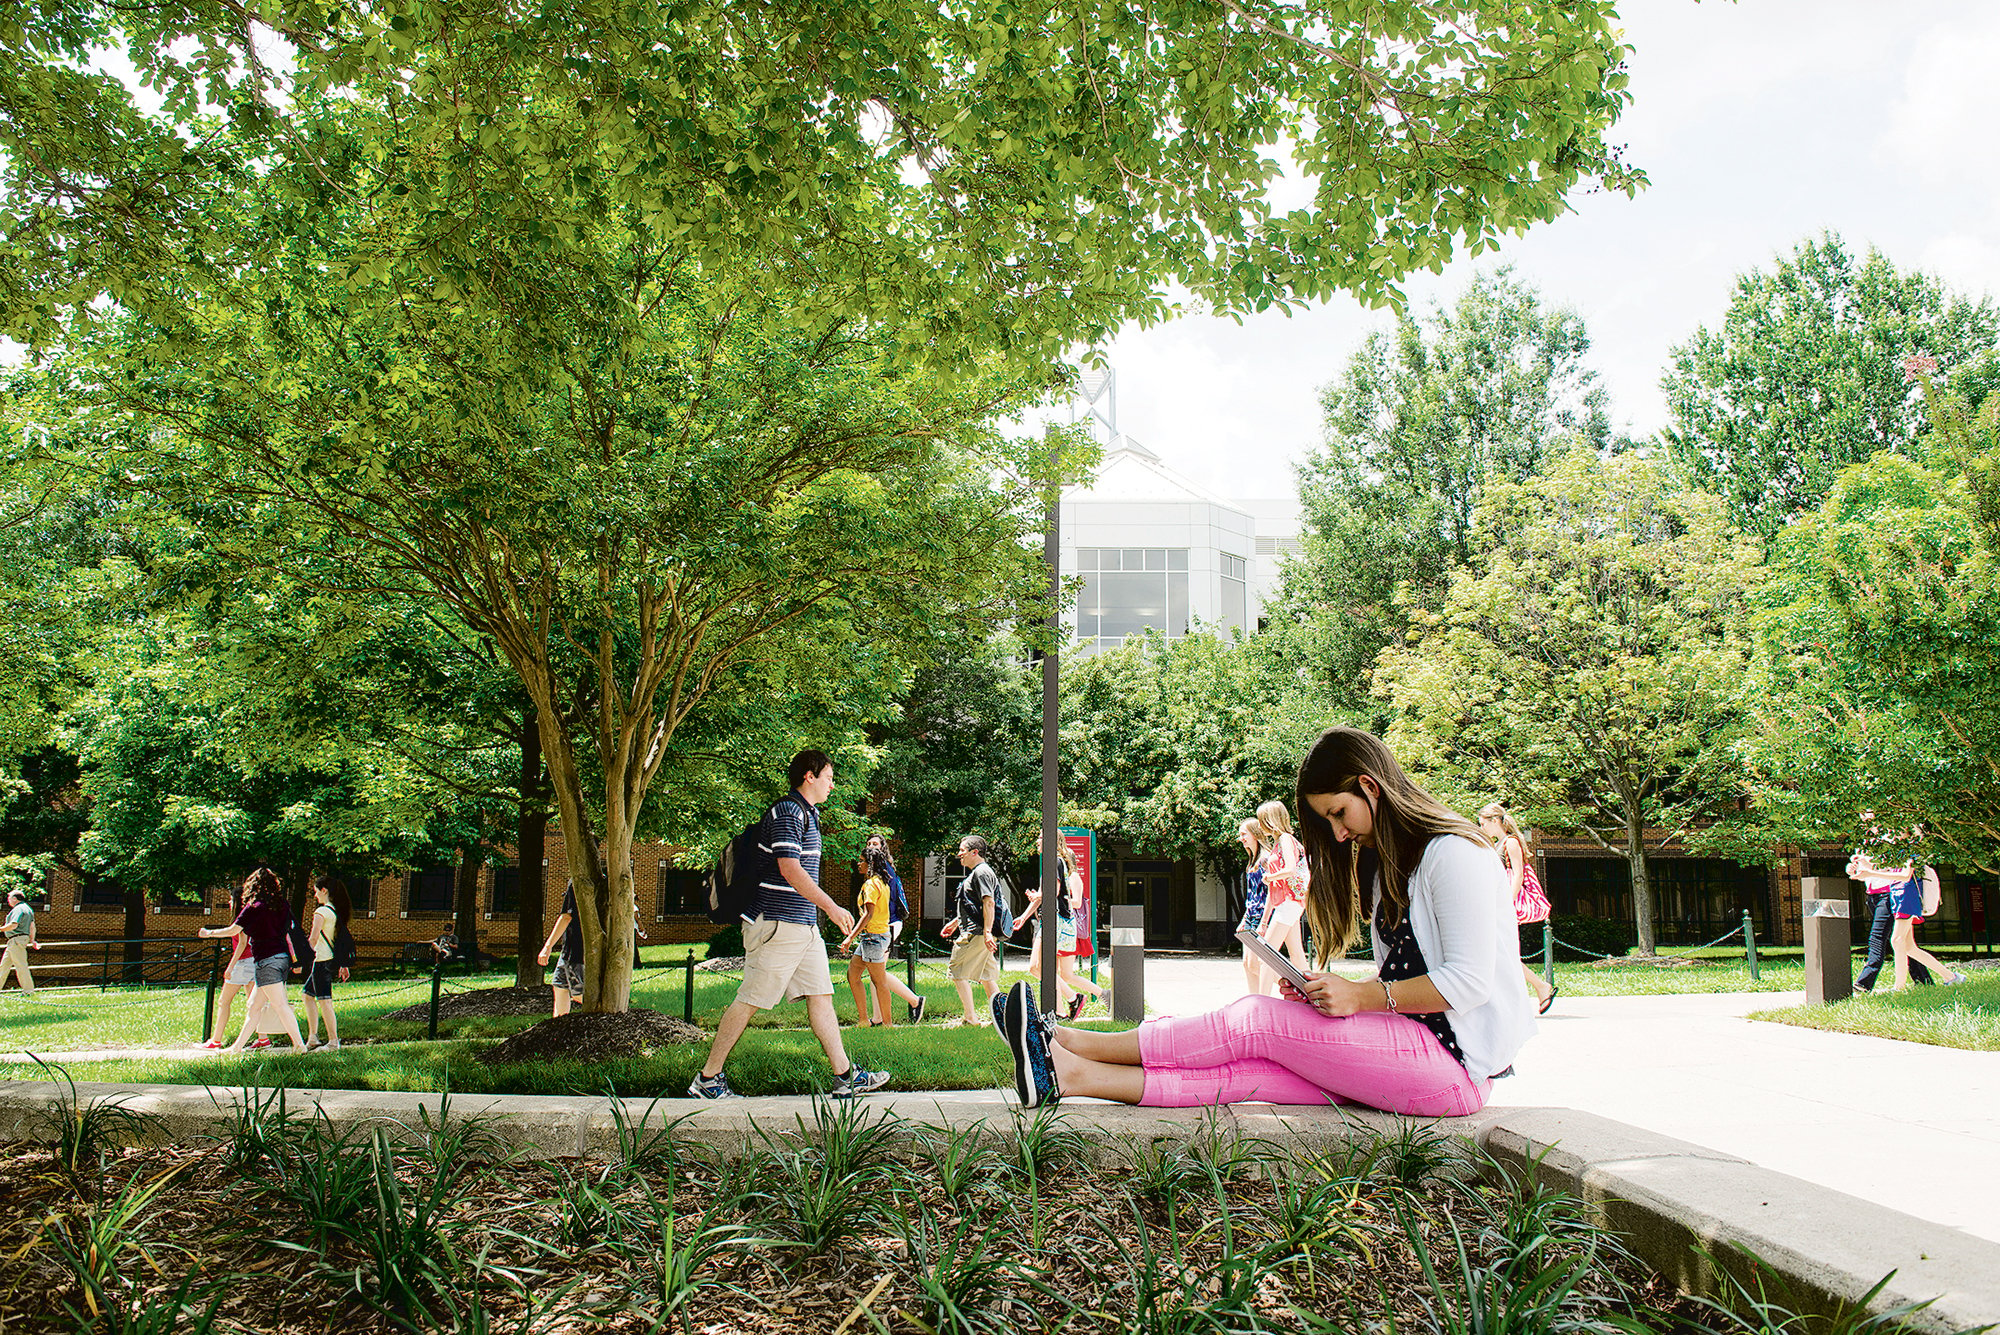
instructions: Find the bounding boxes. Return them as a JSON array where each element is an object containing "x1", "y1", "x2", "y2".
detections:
[{"x1": 1375, "y1": 904, "x2": 1467, "y2": 1069}]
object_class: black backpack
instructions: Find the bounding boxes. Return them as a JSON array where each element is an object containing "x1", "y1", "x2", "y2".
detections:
[{"x1": 706, "y1": 797, "x2": 804, "y2": 925}]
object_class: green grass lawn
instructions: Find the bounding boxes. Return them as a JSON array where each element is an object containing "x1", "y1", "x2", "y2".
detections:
[
  {"x1": 0, "y1": 955, "x2": 1015, "y2": 1053},
  {"x1": 0, "y1": 954, "x2": 1134, "y2": 1096},
  {"x1": 1539, "y1": 960, "x2": 1809, "y2": 995},
  {"x1": 1751, "y1": 968, "x2": 2000, "y2": 1051},
  {"x1": 1, "y1": 1022, "x2": 1056, "y2": 1097}
]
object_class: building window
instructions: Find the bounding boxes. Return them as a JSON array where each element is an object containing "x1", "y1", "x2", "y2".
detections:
[
  {"x1": 342, "y1": 874, "x2": 372, "y2": 917},
  {"x1": 1220, "y1": 552, "x2": 1247, "y2": 632},
  {"x1": 657, "y1": 865, "x2": 708, "y2": 918},
  {"x1": 491, "y1": 866, "x2": 521, "y2": 915},
  {"x1": 156, "y1": 883, "x2": 206, "y2": 913},
  {"x1": 77, "y1": 874, "x2": 125, "y2": 912},
  {"x1": 405, "y1": 865, "x2": 454, "y2": 915},
  {"x1": 1075, "y1": 547, "x2": 1189, "y2": 649}
]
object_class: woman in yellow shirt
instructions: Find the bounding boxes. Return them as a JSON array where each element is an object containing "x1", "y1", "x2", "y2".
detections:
[{"x1": 841, "y1": 848, "x2": 901, "y2": 1027}]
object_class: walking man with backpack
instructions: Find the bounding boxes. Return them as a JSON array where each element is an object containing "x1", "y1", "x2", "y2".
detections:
[
  {"x1": 942, "y1": 835, "x2": 1008, "y2": 1027},
  {"x1": 689, "y1": 750, "x2": 891, "y2": 1100}
]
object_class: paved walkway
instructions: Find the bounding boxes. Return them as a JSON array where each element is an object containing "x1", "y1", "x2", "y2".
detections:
[{"x1": 1145, "y1": 957, "x2": 2000, "y2": 1244}]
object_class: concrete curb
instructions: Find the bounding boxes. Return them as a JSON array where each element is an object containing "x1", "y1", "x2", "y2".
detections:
[{"x1": 1, "y1": 1080, "x2": 1994, "y2": 1332}]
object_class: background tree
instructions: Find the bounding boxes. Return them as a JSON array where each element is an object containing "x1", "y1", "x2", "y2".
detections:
[
  {"x1": 1271, "y1": 270, "x2": 1610, "y2": 713},
  {"x1": 1377, "y1": 447, "x2": 1762, "y2": 955},
  {"x1": 1662, "y1": 233, "x2": 2000, "y2": 538},
  {"x1": 1741, "y1": 384, "x2": 2000, "y2": 873},
  {"x1": 1060, "y1": 631, "x2": 1322, "y2": 881}
]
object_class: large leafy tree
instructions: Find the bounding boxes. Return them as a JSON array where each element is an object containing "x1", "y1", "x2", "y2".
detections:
[
  {"x1": 14, "y1": 1, "x2": 1650, "y2": 1011},
  {"x1": 1271, "y1": 270, "x2": 1610, "y2": 713},
  {"x1": 4, "y1": 2, "x2": 1646, "y2": 350},
  {"x1": 1662, "y1": 233, "x2": 2000, "y2": 539},
  {"x1": 1376, "y1": 447, "x2": 1762, "y2": 955},
  {"x1": 1741, "y1": 383, "x2": 2000, "y2": 873}
]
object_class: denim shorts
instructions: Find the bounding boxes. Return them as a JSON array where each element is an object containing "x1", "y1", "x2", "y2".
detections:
[
  {"x1": 552, "y1": 954, "x2": 583, "y2": 995},
  {"x1": 303, "y1": 960, "x2": 335, "y2": 1000},
  {"x1": 854, "y1": 931, "x2": 891, "y2": 964},
  {"x1": 253, "y1": 954, "x2": 290, "y2": 987},
  {"x1": 225, "y1": 956, "x2": 256, "y2": 986}
]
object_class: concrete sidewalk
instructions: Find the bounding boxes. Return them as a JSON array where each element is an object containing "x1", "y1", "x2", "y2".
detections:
[{"x1": 1146, "y1": 958, "x2": 2000, "y2": 1244}]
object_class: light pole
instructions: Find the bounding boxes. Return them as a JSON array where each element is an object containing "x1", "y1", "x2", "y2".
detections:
[{"x1": 1041, "y1": 437, "x2": 1061, "y2": 1017}]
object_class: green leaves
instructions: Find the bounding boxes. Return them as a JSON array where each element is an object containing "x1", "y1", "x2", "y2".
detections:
[
  {"x1": 1376, "y1": 447, "x2": 1763, "y2": 954},
  {"x1": 1662, "y1": 232, "x2": 2000, "y2": 538}
]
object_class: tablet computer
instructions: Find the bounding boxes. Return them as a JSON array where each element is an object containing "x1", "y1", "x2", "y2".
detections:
[{"x1": 1235, "y1": 927, "x2": 1313, "y2": 993}]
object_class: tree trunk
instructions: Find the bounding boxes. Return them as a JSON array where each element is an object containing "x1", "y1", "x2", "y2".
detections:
[
  {"x1": 514, "y1": 706, "x2": 548, "y2": 989},
  {"x1": 1626, "y1": 810, "x2": 1657, "y2": 956},
  {"x1": 454, "y1": 845, "x2": 481, "y2": 970},
  {"x1": 121, "y1": 885, "x2": 146, "y2": 982}
]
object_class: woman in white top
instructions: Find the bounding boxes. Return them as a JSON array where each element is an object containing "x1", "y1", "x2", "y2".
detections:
[{"x1": 1009, "y1": 727, "x2": 1535, "y2": 1112}]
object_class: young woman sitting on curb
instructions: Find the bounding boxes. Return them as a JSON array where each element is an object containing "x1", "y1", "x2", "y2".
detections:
[{"x1": 998, "y1": 727, "x2": 1535, "y2": 1114}]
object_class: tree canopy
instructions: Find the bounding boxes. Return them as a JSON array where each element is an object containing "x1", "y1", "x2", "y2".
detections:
[
  {"x1": 1377, "y1": 446, "x2": 1762, "y2": 954},
  {"x1": 1661, "y1": 233, "x2": 2000, "y2": 538},
  {"x1": 1271, "y1": 269, "x2": 1609, "y2": 714}
]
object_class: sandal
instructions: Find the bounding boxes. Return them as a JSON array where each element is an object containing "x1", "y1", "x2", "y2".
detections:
[{"x1": 1538, "y1": 984, "x2": 1559, "y2": 1016}]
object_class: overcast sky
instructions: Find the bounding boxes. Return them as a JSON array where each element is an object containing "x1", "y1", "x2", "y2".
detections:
[{"x1": 1102, "y1": 0, "x2": 2000, "y2": 502}]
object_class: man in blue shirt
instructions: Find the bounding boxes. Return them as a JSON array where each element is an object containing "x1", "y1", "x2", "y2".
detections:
[{"x1": 690, "y1": 750, "x2": 891, "y2": 1100}]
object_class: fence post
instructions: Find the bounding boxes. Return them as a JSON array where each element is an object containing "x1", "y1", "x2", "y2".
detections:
[
  {"x1": 683, "y1": 951, "x2": 696, "y2": 1024},
  {"x1": 1542, "y1": 922, "x2": 1555, "y2": 989},
  {"x1": 1743, "y1": 909, "x2": 1759, "y2": 982},
  {"x1": 427, "y1": 949, "x2": 446, "y2": 1040},
  {"x1": 200, "y1": 941, "x2": 223, "y2": 1043},
  {"x1": 906, "y1": 936, "x2": 918, "y2": 994}
]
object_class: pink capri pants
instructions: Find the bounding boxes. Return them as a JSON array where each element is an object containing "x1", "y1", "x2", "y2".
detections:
[{"x1": 1136, "y1": 993, "x2": 1489, "y2": 1116}]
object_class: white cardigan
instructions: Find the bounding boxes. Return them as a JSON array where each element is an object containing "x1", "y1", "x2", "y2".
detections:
[{"x1": 1369, "y1": 833, "x2": 1537, "y2": 1082}]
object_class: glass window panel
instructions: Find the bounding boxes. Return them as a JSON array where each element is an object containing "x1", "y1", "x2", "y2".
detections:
[
  {"x1": 1144, "y1": 548, "x2": 1165, "y2": 571},
  {"x1": 1077, "y1": 548, "x2": 1097, "y2": 571},
  {"x1": 1222, "y1": 576, "x2": 1246, "y2": 631},
  {"x1": 408, "y1": 865, "x2": 454, "y2": 913},
  {"x1": 1099, "y1": 550, "x2": 1120, "y2": 571},
  {"x1": 492, "y1": 867, "x2": 520, "y2": 914},
  {"x1": 1098, "y1": 572, "x2": 1167, "y2": 638},
  {"x1": 1123, "y1": 548, "x2": 1146, "y2": 571},
  {"x1": 1168, "y1": 571, "x2": 1188, "y2": 636},
  {"x1": 1168, "y1": 549, "x2": 1188, "y2": 571}
]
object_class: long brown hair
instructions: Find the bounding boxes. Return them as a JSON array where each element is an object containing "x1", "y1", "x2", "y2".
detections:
[
  {"x1": 243, "y1": 866, "x2": 285, "y2": 908},
  {"x1": 315, "y1": 875, "x2": 353, "y2": 932},
  {"x1": 1294, "y1": 728, "x2": 1486, "y2": 962}
]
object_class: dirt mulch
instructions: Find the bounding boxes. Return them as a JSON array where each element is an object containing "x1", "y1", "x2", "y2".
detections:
[
  {"x1": 379, "y1": 985, "x2": 558, "y2": 1023},
  {"x1": 0, "y1": 1132, "x2": 1706, "y2": 1335},
  {"x1": 477, "y1": 1007, "x2": 703, "y2": 1066}
]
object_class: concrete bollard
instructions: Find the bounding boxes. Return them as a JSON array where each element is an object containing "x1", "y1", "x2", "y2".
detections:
[
  {"x1": 1800, "y1": 876, "x2": 1853, "y2": 1004},
  {"x1": 1109, "y1": 905, "x2": 1144, "y2": 1023}
]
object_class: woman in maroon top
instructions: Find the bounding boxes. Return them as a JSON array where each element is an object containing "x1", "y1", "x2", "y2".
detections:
[{"x1": 199, "y1": 867, "x2": 307, "y2": 1053}]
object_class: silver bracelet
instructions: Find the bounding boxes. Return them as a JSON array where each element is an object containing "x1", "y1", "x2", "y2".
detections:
[{"x1": 1380, "y1": 979, "x2": 1398, "y2": 1014}]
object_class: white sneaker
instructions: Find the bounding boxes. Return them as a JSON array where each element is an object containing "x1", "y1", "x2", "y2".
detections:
[{"x1": 321, "y1": 1040, "x2": 341, "y2": 1051}]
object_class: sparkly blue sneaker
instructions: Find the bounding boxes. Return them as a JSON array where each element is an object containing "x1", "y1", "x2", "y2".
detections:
[{"x1": 1001, "y1": 982, "x2": 1059, "y2": 1107}]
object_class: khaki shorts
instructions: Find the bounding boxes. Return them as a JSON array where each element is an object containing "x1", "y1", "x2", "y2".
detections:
[
  {"x1": 947, "y1": 931, "x2": 1000, "y2": 985},
  {"x1": 735, "y1": 917, "x2": 834, "y2": 1010}
]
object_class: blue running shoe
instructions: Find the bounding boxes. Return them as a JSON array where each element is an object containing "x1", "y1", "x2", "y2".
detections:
[
  {"x1": 687, "y1": 1071, "x2": 738, "y2": 1100},
  {"x1": 830, "y1": 1065, "x2": 891, "y2": 1099}
]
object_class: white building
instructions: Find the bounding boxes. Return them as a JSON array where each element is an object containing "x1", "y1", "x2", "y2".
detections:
[{"x1": 1059, "y1": 439, "x2": 1303, "y2": 650}]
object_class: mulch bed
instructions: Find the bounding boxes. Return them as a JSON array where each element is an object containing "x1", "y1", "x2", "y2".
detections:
[
  {"x1": 379, "y1": 985, "x2": 559, "y2": 1023},
  {"x1": 0, "y1": 1125, "x2": 1706, "y2": 1335},
  {"x1": 478, "y1": 1008, "x2": 703, "y2": 1066}
]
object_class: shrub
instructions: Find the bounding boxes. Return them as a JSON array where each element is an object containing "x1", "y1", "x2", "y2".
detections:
[
  {"x1": 1530, "y1": 915, "x2": 1635, "y2": 962},
  {"x1": 704, "y1": 923, "x2": 743, "y2": 959}
]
